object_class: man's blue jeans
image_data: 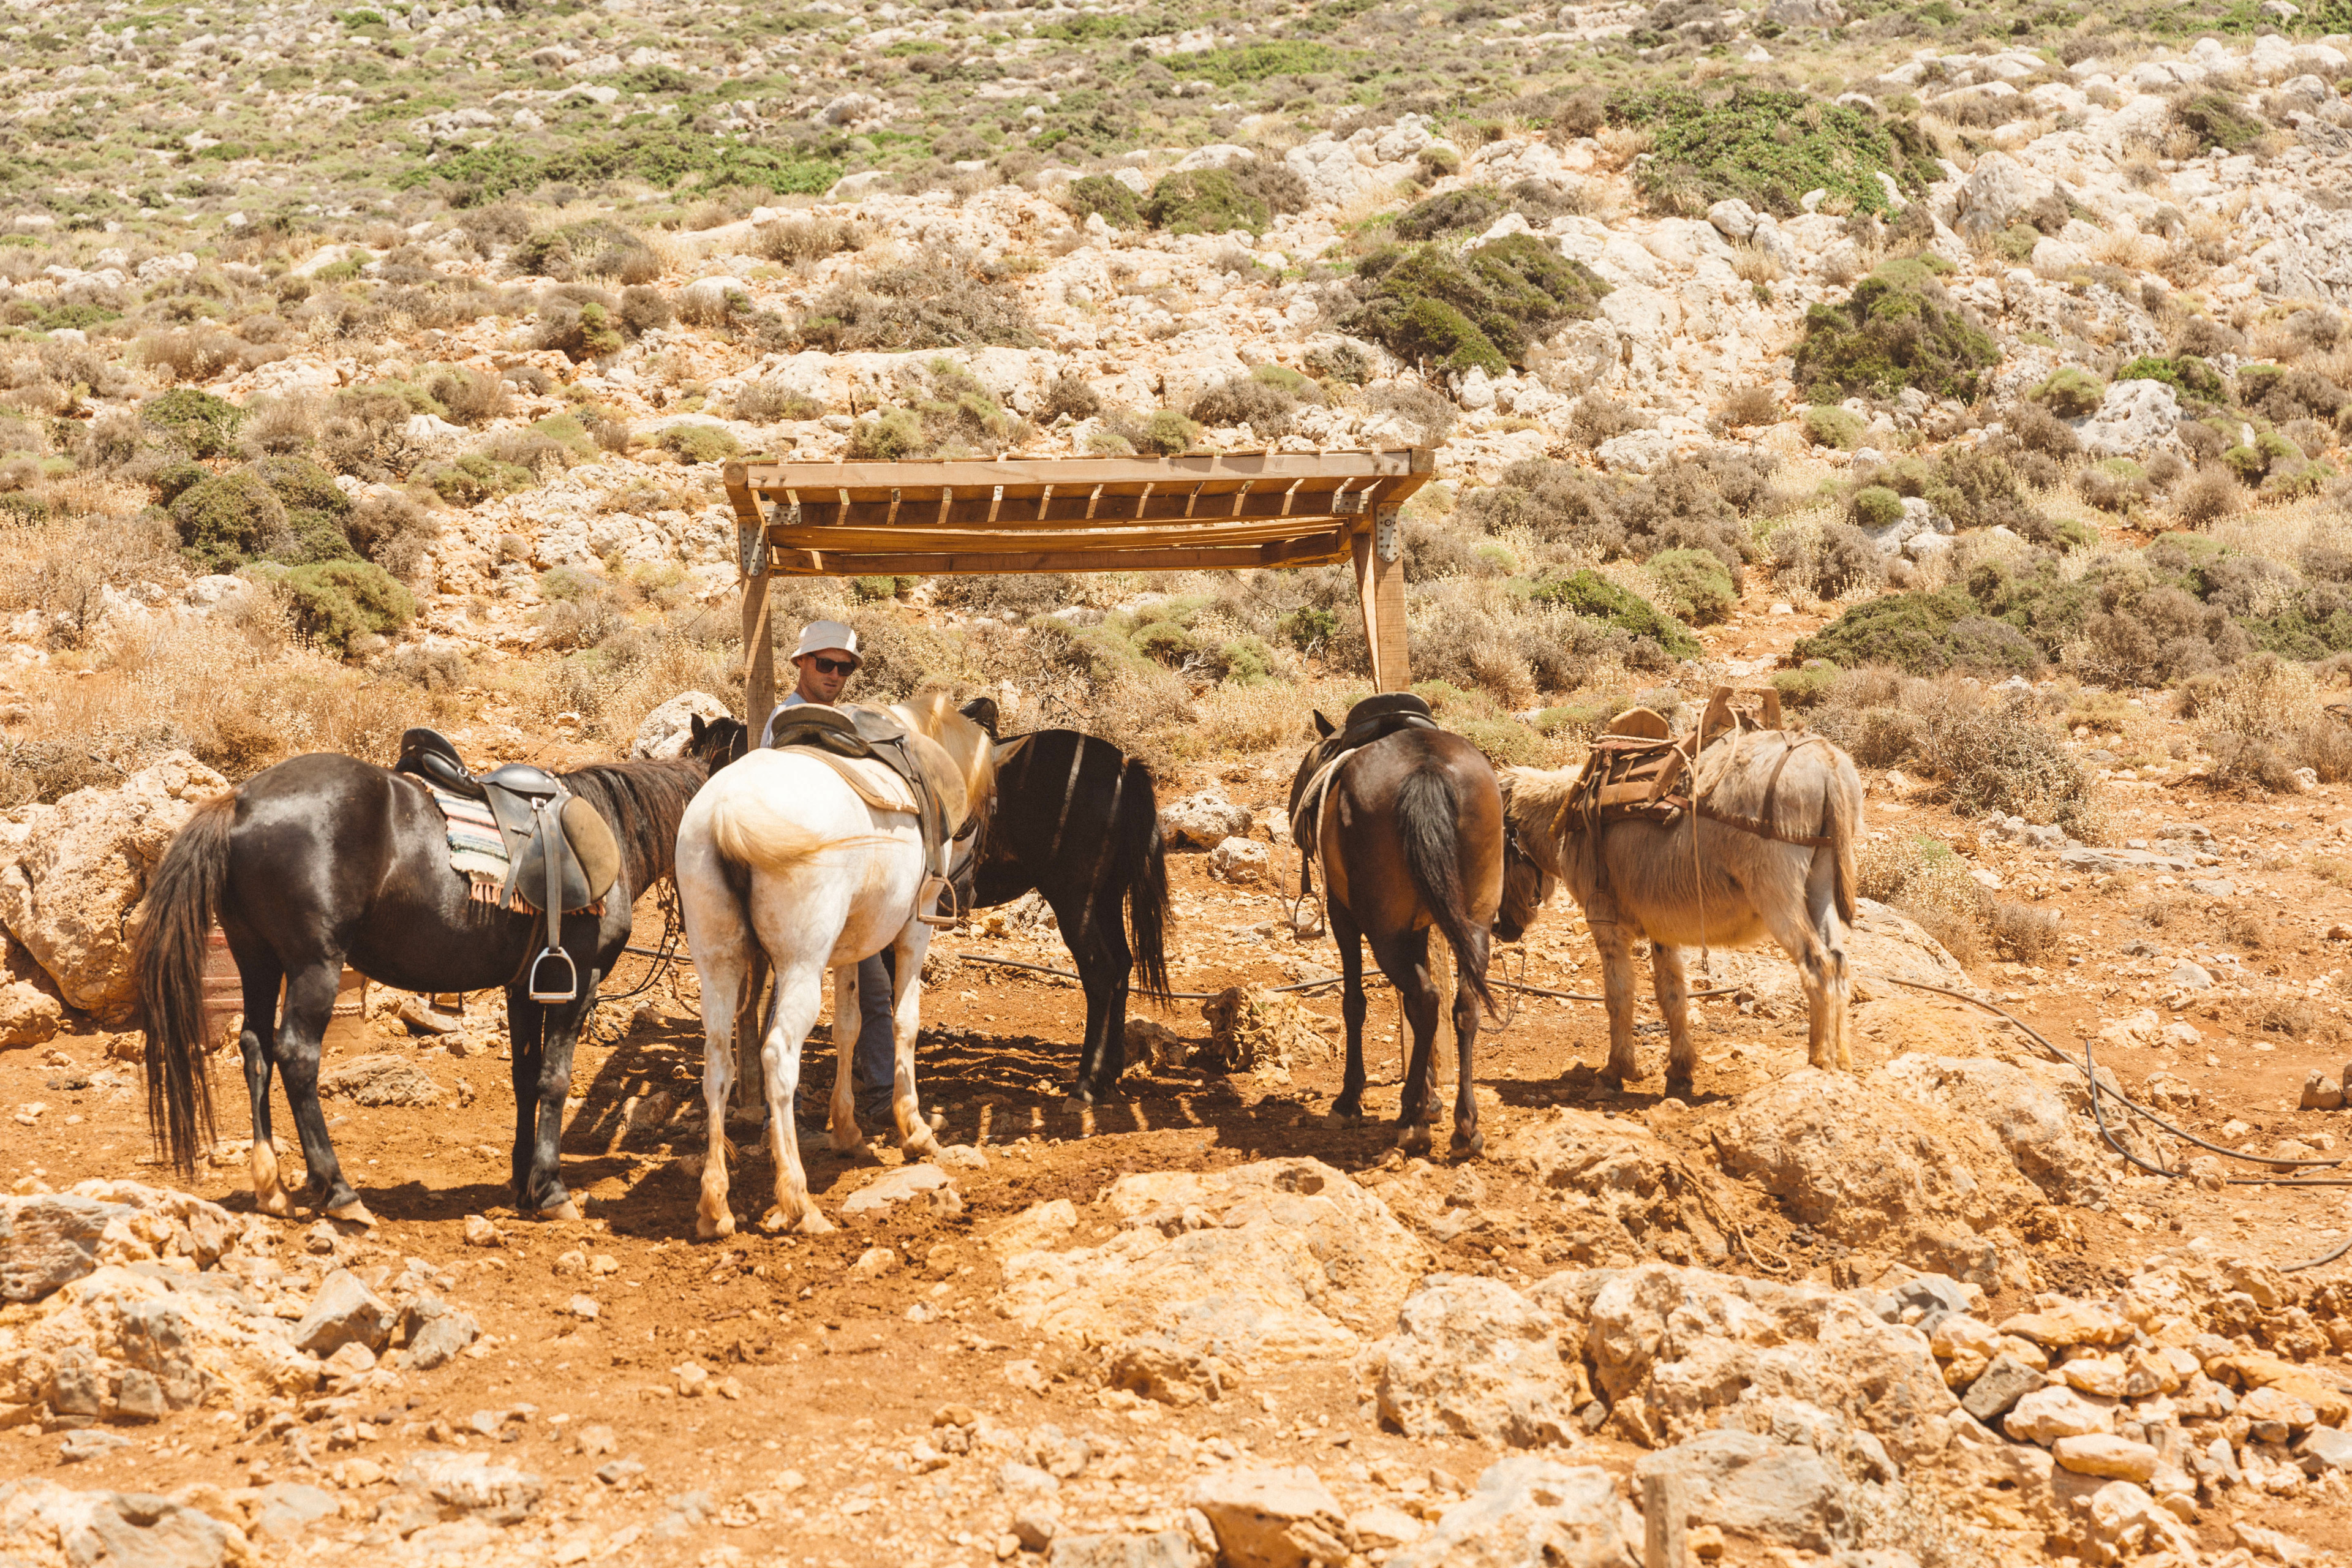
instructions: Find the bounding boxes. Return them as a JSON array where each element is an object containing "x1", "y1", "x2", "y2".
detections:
[{"x1": 853, "y1": 949, "x2": 895, "y2": 1095}]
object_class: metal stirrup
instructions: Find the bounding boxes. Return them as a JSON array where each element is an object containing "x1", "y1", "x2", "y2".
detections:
[{"x1": 527, "y1": 797, "x2": 579, "y2": 1002}]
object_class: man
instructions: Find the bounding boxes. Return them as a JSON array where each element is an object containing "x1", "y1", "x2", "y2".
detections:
[{"x1": 763, "y1": 620, "x2": 897, "y2": 1126}]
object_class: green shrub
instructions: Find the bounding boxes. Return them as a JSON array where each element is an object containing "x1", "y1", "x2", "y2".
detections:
[
  {"x1": 1145, "y1": 168, "x2": 1268, "y2": 236},
  {"x1": 1803, "y1": 405, "x2": 1865, "y2": 449},
  {"x1": 2034, "y1": 367, "x2": 2106, "y2": 417},
  {"x1": 1795, "y1": 257, "x2": 1998, "y2": 402},
  {"x1": 2223, "y1": 443, "x2": 2269, "y2": 484},
  {"x1": 1528, "y1": 568, "x2": 1700, "y2": 658},
  {"x1": 153, "y1": 461, "x2": 210, "y2": 508},
  {"x1": 1646, "y1": 548, "x2": 1736, "y2": 625},
  {"x1": 1342, "y1": 234, "x2": 1610, "y2": 375},
  {"x1": 142, "y1": 388, "x2": 246, "y2": 458},
  {"x1": 1769, "y1": 663, "x2": 1840, "y2": 709},
  {"x1": 1992, "y1": 224, "x2": 2041, "y2": 263},
  {"x1": 2114, "y1": 354, "x2": 2228, "y2": 405},
  {"x1": 1131, "y1": 409, "x2": 1199, "y2": 456},
  {"x1": 792, "y1": 259, "x2": 1039, "y2": 353},
  {"x1": 846, "y1": 407, "x2": 927, "y2": 462},
  {"x1": 1607, "y1": 86, "x2": 1940, "y2": 217},
  {"x1": 1851, "y1": 484, "x2": 1905, "y2": 529},
  {"x1": 2172, "y1": 90, "x2": 2266, "y2": 154},
  {"x1": 428, "y1": 453, "x2": 535, "y2": 505},
  {"x1": 2054, "y1": 516, "x2": 2097, "y2": 549},
  {"x1": 171, "y1": 469, "x2": 285, "y2": 571},
  {"x1": 1794, "y1": 587, "x2": 2045, "y2": 676},
  {"x1": 281, "y1": 559, "x2": 417, "y2": 654},
  {"x1": 1393, "y1": 185, "x2": 1510, "y2": 241},
  {"x1": 1460, "y1": 450, "x2": 1770, "y2": 572},
  {"x1": 1065, "y1": 174, "x2": 1142, "y2": 228},
  {"x1": 1276, "y1": 605, "x2": 1340, "y2": 651},
  {"x1": 658, "y1": 424, "x2": 741, "y2": 464}
]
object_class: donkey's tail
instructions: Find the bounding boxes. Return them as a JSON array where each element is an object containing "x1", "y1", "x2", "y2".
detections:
[
  {"x1": 1396, "y1": 766, "x2": 1497, "y2": 1010},
  {"x1": 1112, "y1": 755, "x2": 1172, "y2": 1003},
  {"x1": 136, "y1": 794, "x2": 232, "y2": 1174},
  {"x1": 1823, "y1": 758, "x2": 1861, "y2": 926}
]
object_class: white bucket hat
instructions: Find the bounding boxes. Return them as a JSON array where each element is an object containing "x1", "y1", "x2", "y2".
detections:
[{"x1": 792, "y1": 620, "x2": 860, "y2": 664}]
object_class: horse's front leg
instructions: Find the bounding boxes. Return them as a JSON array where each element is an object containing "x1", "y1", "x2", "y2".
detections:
[
  {"x1": 1651, "y1": 941, "x2": 1695, "y2": 1098},
  {"x1": 523, "y1": 960, "x2": 598, "y2": 1221},
  {"x1": 827, "y1": 962, "x2": 864, "y2": 1152},
  {"x1": 1589, "y1": 919, "x2": 1643, "y2": 1089},
  {"x1": 277, "y1": 960, "x2": 367, "y2": 1223},
  {"x1": 1327, "y1": 902, "x2": 1370, "y2": 1123},
  {"x1": 507, "y1": 987, "x2": 545, "y2": 1215},
  {"x1": 888, "y1": 923, "x2": 939, "y2": 1159}
]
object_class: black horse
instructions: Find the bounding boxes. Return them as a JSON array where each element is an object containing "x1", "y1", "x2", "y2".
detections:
[
  {"x1": 699, "y1": 705, "x2": 1170, "y2": 1104},
  {"x1": 138, "y1": 726, "x2": 724, "y2": 1223}
]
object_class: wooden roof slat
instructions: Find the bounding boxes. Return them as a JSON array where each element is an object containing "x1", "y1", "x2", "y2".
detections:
[
  {"x1": 725, "y1": 448, "x2": 1431, "y2": 502},
  {"x1": 778, "y1": 487, "x2": 1379, "y2": 533},
  {"x1": 769, "y1": 518, "x2": 1353, "y2": 554},
  {"x1": 766, "y1": 527, "x2": 1355, "y2": 578}
]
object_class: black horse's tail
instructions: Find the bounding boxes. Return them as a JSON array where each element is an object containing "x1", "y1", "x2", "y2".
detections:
[
  {"x1": 1396, "y1": 766, "x2": 1497, "y2": 1010},
  {"x1": 1112, "y1": 755, "x2": 1172, "y2": 1003},
  {"x1": 137, "y1": 794, "x2": 231, "y2": 1174}
]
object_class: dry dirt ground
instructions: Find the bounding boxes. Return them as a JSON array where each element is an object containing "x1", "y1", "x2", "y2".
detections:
[{"x1": 6, "y1": 768, "x2": 2352, "y2": 1568}]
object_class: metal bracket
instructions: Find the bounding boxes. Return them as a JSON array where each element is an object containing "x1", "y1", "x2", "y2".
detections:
[
  {"x1": 1374, "y1": 503, "x2": 1402, "y2": 564},
  {"x1": 736, "y1": 520, "x2": 767, "y2": 579}
]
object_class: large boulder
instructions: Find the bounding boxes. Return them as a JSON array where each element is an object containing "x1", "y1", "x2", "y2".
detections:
[
  {"x1": 0, "y1": 752, "x2": 229, "y2": 1020},
  {"x1": 630, "y1": 690, "x2": 733, "y2": 759},
  {"x1": 1161, "y1": 790, "x2": 1254, "y2": 850},
  {"x1": 1385, "y1": 1458, "x2": 1635, "y2": 1568},
  {"x1": 1552, "y1": 1262, "x2": 1959, "y2": 1462},
  {"x1": 1954, "y1": 151, "x2": 2058, "y2": 234},
  {"x1": 2076, "y1": 379, "x2": 2185, "y2": 460},
  {"x1": 1492, "y1": 1109, "x2": 1716, "y2": 1265},
  {"x1": 1361, "y1": 1275, "x2": 1588, "y2": 1447},
  {"x1": 0, "y1": 1195, "x2": 135, "y2": 1303},
  {"x1": 1877, "y1": 1055, "x2": 2113, "y2": 1207},
  {"x1": 993, "y1": 1159, "x2": 1428, "y2": 1366},
  {"x1": 0, "y1": 1480, "x2": 247, "y2": 1568},
  {"x1": 1284, "y1": 139, "x2": 1366, "y2": 208},
  {"x1": 1632, "y1": 1431, "x2": 1853, "y2": 1551},
  {"x1": 1714, "y1": 1067, "x2": 2039, "y2": 1286}
]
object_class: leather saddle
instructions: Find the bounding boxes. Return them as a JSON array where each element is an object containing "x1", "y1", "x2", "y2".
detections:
[
  {"x1": 393, "y1": 728, "x2": 622, "y2": 1000},
  {"x1": 1289, "y1": 692, "x2": 1444, "y2": 899},
  {"x1": 767, "y1": 704, "x2": 957, "y2": 907},
  {"x1": 1558, "y1": 685, "x2": 1792, "y2": 835}
]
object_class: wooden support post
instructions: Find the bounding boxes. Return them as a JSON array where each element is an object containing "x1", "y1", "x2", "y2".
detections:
[
  {"x1": 1642, "y1": 1472, "x2": 1688, "y2": 1568},
  {"x1": 739, "y1": 538, "x2": 775, "y2": 736},
  {"x1": 1354, "y1": 505, "x2": 1411, "y2": 693}
]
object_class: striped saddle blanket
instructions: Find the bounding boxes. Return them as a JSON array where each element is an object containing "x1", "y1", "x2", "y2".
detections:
[{"x1": 427, "y1": 785, "x2": 521, "y2": 907}]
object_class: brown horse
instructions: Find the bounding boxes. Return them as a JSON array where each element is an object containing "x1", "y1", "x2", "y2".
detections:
[{"x1": 1289, "y1": 698, "x2": 1506, "y2": 1156}]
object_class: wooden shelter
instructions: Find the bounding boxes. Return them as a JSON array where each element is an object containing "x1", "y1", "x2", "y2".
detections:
[{"x1": 720, "y1": 448, "x2": 1436, "y2": 723}]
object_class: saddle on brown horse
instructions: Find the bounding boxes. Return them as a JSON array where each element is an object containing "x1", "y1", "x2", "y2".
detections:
[
  {"x1": 1556, "y1": 685, "x2": 1831, "y2": 848},
  {"x1": 1289, "y1": 692, "x2": 1445, "y2": 899}
]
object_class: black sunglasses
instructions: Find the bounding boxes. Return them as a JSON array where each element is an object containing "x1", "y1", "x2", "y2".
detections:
[{"x1": 808, "y1": 655, "x2": 859, "y2": 676}]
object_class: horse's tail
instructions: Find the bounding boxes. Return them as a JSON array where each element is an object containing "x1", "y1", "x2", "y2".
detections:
[
  {"x1": 1112, "y1": 755, "x2": 1172, "y2": 1003},
  {"x1": 705, "y1": 771, "x2": 895, "y2": 876},
  {"x1": 1396, "y1": 765, "x2": 1497, "y2": 1010},
  {"x1": 136, "y1": 794, "x2": 231, "y2": 1175},
  {"x1": 1824, "y1": 755, "x2": 1861, "y2": 926}
]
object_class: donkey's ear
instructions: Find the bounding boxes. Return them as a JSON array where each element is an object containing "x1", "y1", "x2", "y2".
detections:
[
  {"x1": 1313, "y1": 710, "x2": 1335, "y2": 739},
  {"x1": 689, "y1": 714, "x2": 707, "y2": 741}
]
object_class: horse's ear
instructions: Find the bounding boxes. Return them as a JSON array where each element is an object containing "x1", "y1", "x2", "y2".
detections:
[
  {"x1": 689, "y1": 714, "x2": 707, "y2": 742},
  {"x1": 1313, "y1": 710, "x2": 1335, "y2": 739},
  {"x1": 960, "y1": 696, "x2": 1000, "y2": 737}
]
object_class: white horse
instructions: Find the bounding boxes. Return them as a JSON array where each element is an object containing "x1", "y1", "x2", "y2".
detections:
[{"x1": 675, "y1": 692, "x2": 996, "y2": 1237}]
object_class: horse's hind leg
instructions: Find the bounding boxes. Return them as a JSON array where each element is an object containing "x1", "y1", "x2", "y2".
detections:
[
  {"x1": 887, "y1": 924, "x2": 940, "y2": 1160},
  {"x1": 1589, "y1": 919, "x2": 1644, "y2": 1089},
  {"x1": 1377, "y1": 929, "x2": 1441, "y2": 1155},
  {"x1": 233, "y1": 950, "x2": 290, "y2": 1218},
  {"x1": 1327, "y1": 903, "x2": 1370, "y2": 1123},
  {"x1": 1757, "y1": 849, "x2": 1849, "y2": 1071},
  {"x1": 275, "y1": 960, "x2": 366, "y2": 1223},
  {"x1": 1449, "y1": 925, "x2": 1490, "y2": 1159},
  {"x1": 1651, "y1": 942, "x2": 1696, "y2": 1097},
  {"x1": 1807, "y1": 846, "x2": 1853, "y2": 1069},
  {"x1": 762, "y1": 965, "x2": 833, "y2": 1234}
]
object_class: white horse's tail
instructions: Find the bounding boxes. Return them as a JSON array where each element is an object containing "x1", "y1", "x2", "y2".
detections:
[{"x1": 707, "y1": 788, "x2": 894, "y2": 875}]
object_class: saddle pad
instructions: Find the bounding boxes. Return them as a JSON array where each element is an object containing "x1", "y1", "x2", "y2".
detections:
[
  {"x1": 428, "y1": 785, "x2": 511, "y2": 901},
  {"x1": 795, "y1": 750, "x2": 919, "y2": 816}
]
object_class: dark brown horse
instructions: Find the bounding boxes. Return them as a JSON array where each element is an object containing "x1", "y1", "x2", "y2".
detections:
[
  {"x1": 137, "y1": 730, "x2": 722, "y2": 1225},
  {"x1": 1289, "y1": 698, "x2": 1506, "y2": 1156}
]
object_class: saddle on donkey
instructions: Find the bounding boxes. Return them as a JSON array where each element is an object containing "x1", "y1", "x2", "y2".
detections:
[
  {"x1": 393, "y1": 727, "x2": 622, "y2": 1000},
  {"x1": 766, "y1": 704, "x2": 967, "y2": 925},
  {"x1": 1555, "y1": 685, "x2": 1830, "y2": 847}
]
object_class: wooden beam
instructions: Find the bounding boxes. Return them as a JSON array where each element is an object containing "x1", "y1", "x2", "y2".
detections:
[
  {"x1": 774, "y1": 486, "x2": 1378, "y2": 532},
  {"x1": 735, "y1": 448, "x2": 1431, "y2": 497},
  {"x1": 765, "y1": 528, "x2": 1355, "y2": 578},
  {"x1": 1354, "y1": 504, "x2": 1411, "y2": 693},
  {"x1": 768, "y1": 517, "x2": 1355, "y2": 556}
]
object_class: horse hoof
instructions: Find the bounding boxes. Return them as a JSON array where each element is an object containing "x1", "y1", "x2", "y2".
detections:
[
  {"x1": 827, "y1": 1123, "x2": 864, "y2": 1154},
  {"x1": 1451, "y1": 1129, "x2": 1485, "y2": 1159},
  {"x1": 324, "y1": 1200, "x2": 376, "y2": 1229},
  {"x1": 257, "y1": 1191, "x2": 293, "y2": 1219},
  {"x1": 1323, "y1": 1107, "x2": 1367, "y2": 1129},
  {"x1": 696, "y1": 1210, "x2": 736, "y2": 1241},
  {"x1": 902, "y1": 1127, "x2": 941, "y2": 1160},
  {"x1": 539, "y1": 1199, "x2": 582, "y2": 1222},
  {"x1": 1664, "y1": 1077, "x2": 1695, "y2": 1102},
  {"x1": 762, "y1": 1207, "x2": 833, "y2": 1235},
  {"x1": 1396, "y1": 1125, "x2": 1433, "y2": 1156}
]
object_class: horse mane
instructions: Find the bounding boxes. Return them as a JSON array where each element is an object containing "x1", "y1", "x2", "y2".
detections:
[
  {"x1": 894, "y1": 688, "x2": 1000, "y2": 818},
  {"x1": 560, "y1": 757, "x2": 706, "y2": 892}
]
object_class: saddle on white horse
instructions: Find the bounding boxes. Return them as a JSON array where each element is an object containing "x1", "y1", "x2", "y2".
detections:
[{"x1": 767, "y1": 704, "x2": 970, "y2": 925}]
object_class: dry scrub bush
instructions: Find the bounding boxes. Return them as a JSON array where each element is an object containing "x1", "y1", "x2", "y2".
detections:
[
  {"x1": 1987, "y1": 899, "x2": 2063, "y2": 962},
  {"x1": 1856, "y1": 832, "x2": 1986, "y2": 965},
  {"x1": 2194, "y1": 654, "x2": 2350, "y2": 788},
  {"x1": 754, "y1": 216, "x2": 869, "y2": 266}
]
